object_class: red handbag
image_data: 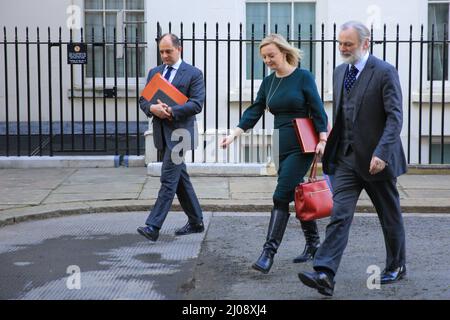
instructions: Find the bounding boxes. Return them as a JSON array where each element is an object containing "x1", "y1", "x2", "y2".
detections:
[{"x1": 295, "y1": 155, "x2": 333, "y2": 221}]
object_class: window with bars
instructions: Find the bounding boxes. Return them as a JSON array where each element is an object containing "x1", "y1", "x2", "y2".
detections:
[
  {"x1": 428, "y1": 1, "x2": 449, "y2": 80},
  {"x1": 84, "y1": 0, "x2": 146, "y2": 79},
  {"x1": 245, "y1": 1, "x2": 316, "y2": 80},
  {"x1": 430, "y1": 140, "x2": 450, "y2": 163}
]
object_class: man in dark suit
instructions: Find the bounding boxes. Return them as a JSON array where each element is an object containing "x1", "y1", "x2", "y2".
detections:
[
  {"x1": 298, "y1": 21, "x2": 407, "y2": 296},
  {"x1": 137, "y1": 33, "x2": 205, "y2": 242}
]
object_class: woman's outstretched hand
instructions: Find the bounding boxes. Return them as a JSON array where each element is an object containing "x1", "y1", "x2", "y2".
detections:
[
  {"x1": 220, "y1": 135, "x2": 235, "y2": 149},
  {"x1": 220, "y1": 128, "x2": 244, "y2": 149}
]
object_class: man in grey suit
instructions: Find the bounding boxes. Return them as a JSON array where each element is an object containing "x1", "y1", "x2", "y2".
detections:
[
  {"x1": 137, "y1": 33, "x2": 205, "y2": 242},
  {"x1": 298, "y1": 21, "x2": 407, "y2": 296}
]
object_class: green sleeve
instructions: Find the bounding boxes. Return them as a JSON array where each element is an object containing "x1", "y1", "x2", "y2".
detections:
[
  {"x1": 302, "y1": 70, "x2": 328, "y2": 133},
  {"x1": 237, "y1": 79, "x2": 267, "y2": 131}
]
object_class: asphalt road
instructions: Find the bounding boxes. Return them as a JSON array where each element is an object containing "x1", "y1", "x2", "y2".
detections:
[
  {"x1": 0, "y1": 211, "x2": 449, "y2": 300},
  {"x1": 187, "y1": 212, "x2": 450, "y2": 300}
]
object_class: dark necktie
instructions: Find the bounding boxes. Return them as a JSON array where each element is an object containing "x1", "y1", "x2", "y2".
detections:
[
  {"x1": 344, "y1": 65, "x2": 358, "y2": 93},
  {"x1": 164, "y1": 66, "x2": 173, "y2": 81}
]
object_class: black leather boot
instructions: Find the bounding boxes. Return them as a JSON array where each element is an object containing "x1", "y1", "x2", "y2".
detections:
[
  {"x1": 252, "y1": 208, "x2": 290, "y2": 274},
  {"x1": 293, "y1": 220, "x2": 320, "y2": 263}
]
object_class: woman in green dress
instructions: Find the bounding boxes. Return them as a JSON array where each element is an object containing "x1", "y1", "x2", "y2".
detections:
[{"x1": 220, "y1": 34, "x2": 328, "y2": 274}]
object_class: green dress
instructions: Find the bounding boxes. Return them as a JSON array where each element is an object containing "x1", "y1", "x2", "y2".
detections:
[{"x1": 238, "y1": 68, "x2": 328, "y2": 203}]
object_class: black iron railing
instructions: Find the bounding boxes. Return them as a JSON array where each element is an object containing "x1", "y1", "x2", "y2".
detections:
[{"x1": 1, "y1": 23, "x2": 449, "y2": 164}]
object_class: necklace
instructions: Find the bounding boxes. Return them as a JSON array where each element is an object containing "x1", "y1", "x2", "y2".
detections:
[{"x1": 266, "y1": 76, "x2": 283, "y2": 112}]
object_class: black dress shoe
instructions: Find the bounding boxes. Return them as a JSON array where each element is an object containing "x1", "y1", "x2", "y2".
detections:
[
  {"x1": 137, "y1": 225, "x2": 159, "y2": 241},
  {"x1": 298, "y1": 271, "x2": 335, "y2": 297},
  {"x1": 175, "y1": 222, "x2": 204, "y2": 236},
  {"x1": 380, "y1": 265, "x2": 406, "y2": 284}
]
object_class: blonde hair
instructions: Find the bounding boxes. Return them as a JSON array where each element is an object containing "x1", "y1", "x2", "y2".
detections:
[{"x1": 259, "y1": 33, "x2": 303, "y2": 66}]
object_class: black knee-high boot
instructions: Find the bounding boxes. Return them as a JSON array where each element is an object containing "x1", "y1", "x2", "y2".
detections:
[
  {"x1": 252, "y1": 205, "x2": 290, "y2": 274},
  {"x1": 293, "y1": 220, "x2": 320, "y2": 263}
]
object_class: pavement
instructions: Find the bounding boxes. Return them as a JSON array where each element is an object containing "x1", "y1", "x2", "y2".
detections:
[
  {"x1": 1, "y1": 211, "x2": 449, "y2": 300},
  {"x1": 1, "y1": 166, "x2": 450, "y2": 227},
  {"x1": 0, "y1": 165, "x2": 449, "y2": 300}
]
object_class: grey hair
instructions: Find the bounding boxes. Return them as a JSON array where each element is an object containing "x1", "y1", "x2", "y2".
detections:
[{"x1": 340, "y1": 21, "x2": 371, "y2": 44}]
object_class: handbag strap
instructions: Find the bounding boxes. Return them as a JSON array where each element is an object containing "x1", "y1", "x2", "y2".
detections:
[{"x1": 308, "y1": 154, "x2": 319, "y2": 183}]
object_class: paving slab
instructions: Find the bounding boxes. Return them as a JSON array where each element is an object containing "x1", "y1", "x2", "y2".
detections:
[
  {"x1": 65, "y1": 168, "x2": 147, "y2": 184},
  {"x1": 0, "y1": 188, "x2": 54, "y2": 205},
  {"x1": 53, "y1": 183, "x2": 144, "y2": 194},
  {"x1": 398, "y1": 175, "x2": 450, "y2": 190},
  {"x1": 43, "y1": 193, "x2": 141, "y2": 204},
  {"x1": 229, "y1": 177, "x2": 278, "y2": 193},
  {"x1": 0, "y1": 168, "x2": 75, "y2": 189}
]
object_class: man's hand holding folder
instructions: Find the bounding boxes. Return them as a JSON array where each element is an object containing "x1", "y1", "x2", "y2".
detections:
[
  {"x1": 140, "y1": 73, "x2": 188, "y2": 121},
  {"x1": 149, "y1": 99, "x2": 173, "y2": 120}
]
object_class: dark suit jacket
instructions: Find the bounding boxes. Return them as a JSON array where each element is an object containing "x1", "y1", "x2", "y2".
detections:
[
  {"x1": 322, "y1": 55, "x2": 407, "y2": 181},
  {"x1": 139, "y1": 61, "x2": 205, "y2": 151}
]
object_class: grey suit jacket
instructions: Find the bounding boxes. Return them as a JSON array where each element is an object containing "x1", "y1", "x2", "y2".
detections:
[
  {"x1": 139, "y1": 61, "x2": 205, "y2": 151},
  {"x1": 322, "y1": 55, "x2": 407, "y2": 181}
]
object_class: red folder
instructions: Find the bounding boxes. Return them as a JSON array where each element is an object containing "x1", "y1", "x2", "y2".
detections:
[
  {"x1": 140, "y1": 73, "x2": 188, "y2": 106},
  {"x1": 293, "y1": 118, "x2": 330, "y2": 153}
]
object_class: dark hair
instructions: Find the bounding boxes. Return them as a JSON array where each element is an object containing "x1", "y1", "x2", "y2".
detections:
[{"x1": 159, "y1": 33, "x2": 181, "y2": 48}]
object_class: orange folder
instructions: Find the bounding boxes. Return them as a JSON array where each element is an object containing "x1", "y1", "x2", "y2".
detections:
[
  {"x1": 293, "y1": 118, "x2": 330, "y2": 153},
  {"x1": 140, "y1": 73, "x2": 188, "y2": 106}
]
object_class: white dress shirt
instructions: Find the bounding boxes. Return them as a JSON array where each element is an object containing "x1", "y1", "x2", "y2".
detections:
[{"x1": 163, "y1": 58, "x2": 182, "y2": 83}]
